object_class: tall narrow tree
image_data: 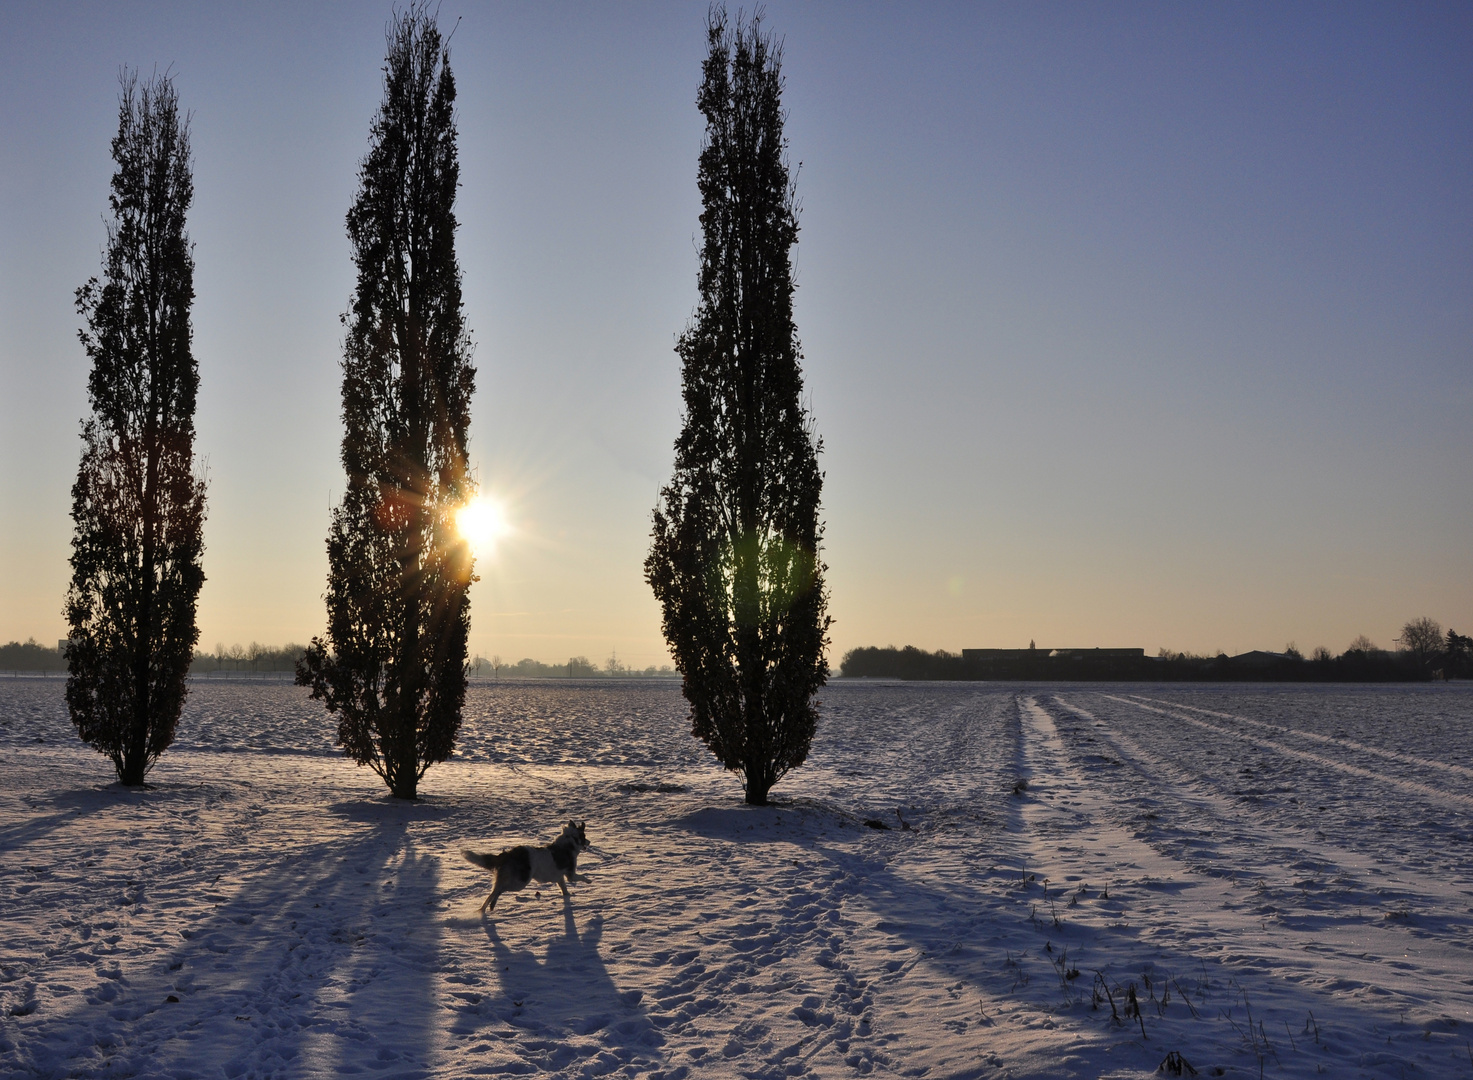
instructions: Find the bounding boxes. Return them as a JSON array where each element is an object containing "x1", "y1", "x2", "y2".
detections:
[
  {"x1": 297, "y1": 7, "x2": 475, "y2": 800},
  {"x1": 66, "y1": 72, "x2": 207, "y2": 786},
  {"x1": 647, "y1": 9, "x2": 830, "y2": 806}
]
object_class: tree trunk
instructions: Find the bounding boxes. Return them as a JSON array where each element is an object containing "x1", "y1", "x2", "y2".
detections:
[
  {"x1": 390, "y1": 765, "x2": 418, "y2": 801},
  {"x1": 744, "y1": 773, "x2": 770, "y2": 806}
]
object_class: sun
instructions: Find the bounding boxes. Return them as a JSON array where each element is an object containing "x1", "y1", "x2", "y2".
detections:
[{"x1": 456, "y1": 495, "x2": 510, "y2": 556}]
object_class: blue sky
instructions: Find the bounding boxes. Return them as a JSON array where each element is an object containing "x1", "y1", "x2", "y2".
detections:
[{"x1": 2, "y1": 2, "x2": 1469, "y2": 666}]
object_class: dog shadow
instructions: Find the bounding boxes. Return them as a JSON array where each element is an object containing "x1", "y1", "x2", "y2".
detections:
[{"x1": 474, "y1": 905, "x2": 664, "y2": 1071}]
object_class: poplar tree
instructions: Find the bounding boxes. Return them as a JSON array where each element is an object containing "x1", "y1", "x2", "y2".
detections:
[
  {"x1": 647, "y1": 9, "x2": 830, "y2": 806},
  {"x1": 297, "y1": 7, "x2": 475, "y2": 800},
  {"x1": 66, "y1": 72, "x2": 206, "y2": 786}
]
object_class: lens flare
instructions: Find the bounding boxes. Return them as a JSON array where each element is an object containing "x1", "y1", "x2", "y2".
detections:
[{"x1": 456, "y1": 496, "x2": 510, "y2": 556}]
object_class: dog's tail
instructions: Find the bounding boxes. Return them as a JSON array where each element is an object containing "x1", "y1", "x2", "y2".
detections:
[{"x1": 461, "y1": 849, "x2": 506, "y2": 871}]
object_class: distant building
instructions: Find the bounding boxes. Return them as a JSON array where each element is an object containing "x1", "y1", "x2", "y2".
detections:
[
  {"x1": 1227, "y1": 650, "x2": 1289, "y2": 667},
  {"x1": 961, "y1": 648, "x2": 1042, "y2": 661}
]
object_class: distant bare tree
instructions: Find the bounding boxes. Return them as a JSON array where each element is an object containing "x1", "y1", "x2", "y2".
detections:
[
  {"x1": 1345, "y1": 635, "x2": 1377, "y2": 656},
  {"x1": 1396, "y1": 617, "x2": 1444, "y2": 670}
]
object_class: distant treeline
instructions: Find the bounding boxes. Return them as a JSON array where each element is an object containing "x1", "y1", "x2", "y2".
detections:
[
  {"x1": 0, "y1": 639, "x2": 67, "y2": 673},
  {"x1": 2, "y1": 639, "x2": 678, "y2": 680},
  {"x1": 17, "y1": 630, "x2": 1469, "y2": 683},
  {"x1": 195, "y1": 643, "x2": 307, "y2": 673},
  {"x1": 841, "y1": 628, "x2": 1472, "y2": 683},
  {"x1": 194, "y1": 647, "x2": 679, "y2": 679},
  {"x1": 469, "y1": 655, "x2": 678, "y2": 679}
]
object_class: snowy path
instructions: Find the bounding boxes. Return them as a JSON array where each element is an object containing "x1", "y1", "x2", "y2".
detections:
[{"x1": 3, "y1": 680, "x2": 1471, "y2": 1078}]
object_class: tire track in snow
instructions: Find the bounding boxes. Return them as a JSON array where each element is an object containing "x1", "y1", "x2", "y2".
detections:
[
  {"x1": 1125, "y1": 694, "x2": 1473, "y2": 783},
  {"x1": 1013, "y1": 694, "x2": 1236, "y2": 917},
  {"x1": 1039, "y1": 693, "x2": 1473, "y2": 1030},
  {"x1": 1102, "y1": 694, "x2": 1473, "y2": 812},
  {"x1": 1048, "y1": 695, "x2": 1292, "y2": 856},
  {"x1": 1046, "y1": 695, "x2": 1385, "y2": 889},
  {"x1": 1059, "y1": 691, "x2": 1473, "y2": 911}
]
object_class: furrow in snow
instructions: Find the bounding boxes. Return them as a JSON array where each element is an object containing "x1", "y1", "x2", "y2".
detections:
[
  {"x1": 1125, "y1": 693, "x2": 1473, "y2": 782},
  {"x1": 1102, "y1": 694, "x2": 1473, "y2": 811}
]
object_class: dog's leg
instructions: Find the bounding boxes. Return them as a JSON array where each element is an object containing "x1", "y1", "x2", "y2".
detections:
[
  {"x1": 558, "y1": 877, "x2": 571, "y2": 899},
  {"x1": 483, "y1": 884, "x2": 509, "y2": 914}
]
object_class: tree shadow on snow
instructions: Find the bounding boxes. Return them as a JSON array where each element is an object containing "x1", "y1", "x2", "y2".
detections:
[
  {"x1": 0, "y1": 796, "x2": 102, "y2": 853},
  {"x1": 0, "y1": 779, "x2": 208, "y2": 853},
  {"x1": 672, "y1": 798, "x2": 865, "y2": 840},
  {"x1": 14, "y1": 801, "x2": 444, "y2": 1080},
  {"x1": 804, "y1": 827, "x2": 1454, "y2": 1079},
  {"x1": 667, "y1": 785, "x2": 1440, "y2": 1077},
  {"x1": 326, "y1": 795, "x2": 457, "y2": 823}
]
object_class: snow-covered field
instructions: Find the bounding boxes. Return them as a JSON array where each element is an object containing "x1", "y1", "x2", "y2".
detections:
[{"x1": 2, "y1": 678, "x2": 1471, "y2": 1079}]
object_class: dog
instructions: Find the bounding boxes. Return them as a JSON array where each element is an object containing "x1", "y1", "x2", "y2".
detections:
[{"x1": 462, "y1": 821, "x2": 590, "y2": 915}]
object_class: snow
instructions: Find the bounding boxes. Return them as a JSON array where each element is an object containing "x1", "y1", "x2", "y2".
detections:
[{"x1": 2, "y1": 678, "x2": 1472, "y2": 1078}]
